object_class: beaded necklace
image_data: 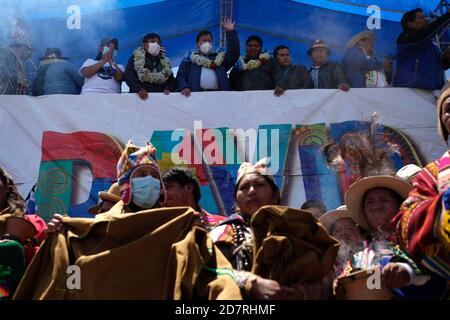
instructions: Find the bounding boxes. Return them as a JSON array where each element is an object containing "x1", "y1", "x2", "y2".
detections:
[{"x1": 231, "y1": 222, "x2": 253, "y2": 271}]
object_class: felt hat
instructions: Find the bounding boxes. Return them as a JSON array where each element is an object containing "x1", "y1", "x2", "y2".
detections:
[
  {"x1": 5, "y1": 216, "x2": 37, "y2": 243},
  {"x1": 307, "y1": 39, "x2": 331, "y2": 55},
  {"x1": 40, "y1": 48, "x2": 69, "y2": 60},
  {"x1": 87, "y1": 182, "x2": 121, "y2": 215}
]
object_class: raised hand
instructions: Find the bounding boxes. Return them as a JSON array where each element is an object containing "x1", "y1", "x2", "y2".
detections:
[{"x1": 222, "y1": 18, "x2": 235, "y2": 32}]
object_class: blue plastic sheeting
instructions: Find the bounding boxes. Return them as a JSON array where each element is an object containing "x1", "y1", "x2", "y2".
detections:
[
  {"x1": 4, "y1": 0, "x2": 220, "y2": 68},
  {"x1": 14, "y1": 0, "x2": 166, "y2": 20},
  {"x1": 1, "y1": 0, "x2": 448, "y2": 69},
  {"x1": 235, "y1": 0, "x2": 402, "y2": 66},
  {"x1": 292, "y1": 0, "x2": 442, "y2": 16}
]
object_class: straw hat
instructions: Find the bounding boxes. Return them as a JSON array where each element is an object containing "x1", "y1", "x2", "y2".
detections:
[
  {"x1": 345, "y1": 31, "x2": 375, "y2": 49},
  {"x1": 345, "y1": 175, "x2": 413, "y2": 230},
  {"x1": 87, "y1": 182, "x2": 121, "y2": 215},
  {"x1": 319, "y1": 205, "x2": 353, "y2": 233}
]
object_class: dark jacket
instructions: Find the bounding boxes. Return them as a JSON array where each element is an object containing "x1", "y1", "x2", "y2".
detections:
[
  {"x1": 394, "y1": 12, "x2": 450, "y2": 90},
  {"x1": 341, "y1": 46, "x2": 383, "y2": 88},
  {"x1": 125, "y1": 53, "x2": 176, "y2": 93},
  {"x1": 32, "y1": 60, "x2": 84, "y2": 96},
  {"x1": 176, "y1": 30, "x2": 240, "y2": 92},
  {"x1": 273, "y1": 63, "x2": 312, "y2": 89},
  {"x1": 309, "y1": 61, "x2": 348, "y2": 89},
  {"x1": 229, "y1": 57, "x2": 274, "y2": 91}
]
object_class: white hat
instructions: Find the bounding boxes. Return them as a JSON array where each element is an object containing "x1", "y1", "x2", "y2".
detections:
[
  {"x1": 319, "y1": 205, "x2": 354, "y2": 233},
  {"x1": 395, "y1": 164, "x2": 422, "y2": 182}
]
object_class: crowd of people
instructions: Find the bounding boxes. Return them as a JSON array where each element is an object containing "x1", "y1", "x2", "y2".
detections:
[
  {"x1": 1, "y1": 84, "x2": 450, "y2": 298},
  {"x1": 1, "y1": 9, "x2": 450, "y2": 97},
  {"x1": 0, "y1": 8, "x2": 450, "y2": 300}
]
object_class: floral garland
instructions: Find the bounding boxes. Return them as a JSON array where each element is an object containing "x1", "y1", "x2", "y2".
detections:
[
  {"x1": 238, "y1": 52, "x2": 270, "y2": 71},
  {"x1": 190, "y1": 51, "x2": 226, "y2": 70},
  {"x1": 133, "y1": 47, "x2": 172, "y2": 84}
]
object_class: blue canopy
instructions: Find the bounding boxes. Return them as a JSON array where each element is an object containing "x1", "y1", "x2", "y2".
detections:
[{"x1": 1, "y1": 0, "x2": 447, "y2": 68}]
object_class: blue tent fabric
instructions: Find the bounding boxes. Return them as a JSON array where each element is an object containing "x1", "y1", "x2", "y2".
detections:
[{"x1": 1, "y1": 0, "x2": 448, "y2": 70}]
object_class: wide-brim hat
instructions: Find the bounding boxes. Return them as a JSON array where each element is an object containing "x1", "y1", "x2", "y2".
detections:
[
  {"x1": 307, "y1": 39, "x2": 331, "y2": 56},
  {"x1": 345, "y1": 175, "x2": 413, "y2": 230},
  {"x1": 40, "y1": 48, "x2": 69, "y2": 60},
  {"x1": 87, "y1": 182, "x2": 121, "y2": 215},
  {"x1": 437, "y1": 82, "x2": 450, "y2": 143},
  {"x1": 346, "y1": 31, "x2": 375, "y2": 49},
  {"x1": 319, "y1": 205, "x2": 353, "y2": 233},
  {"x1": 6, "y1": 216, "x2": 38, "y2": 243}
]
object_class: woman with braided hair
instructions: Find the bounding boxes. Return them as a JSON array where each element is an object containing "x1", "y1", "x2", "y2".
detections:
[
  {"x1": 210, "y1": 159, "x2": 335, "y2": 300},
  {"x1": 0, "y1": 167, "x2": 26, "y2": 215},
  {"x1": 0, "y1": 166, "x2": 47, "y2": 299}
]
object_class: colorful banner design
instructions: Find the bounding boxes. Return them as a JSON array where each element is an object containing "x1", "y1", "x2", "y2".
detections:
[
  {"x1": 296, "y1": 121, "x2": 421, "y2": 211},
  {"x1": 150, "y1": 128, "x2": 221, "y2": 214},
  {"x1": 33, "y1": 120, "x2": 420, "y2": 220},
  {"x1": 35, "y1": 131, "x2": 123, "y2": 222},
  {"x1": 252, "y1": 124, "x2": 293, "y2": 196},
  {"x1": 296, "y1": 123, "x2": 342, "y2": 212}
]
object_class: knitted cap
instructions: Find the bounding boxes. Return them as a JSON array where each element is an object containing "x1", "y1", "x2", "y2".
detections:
[{"x1": 116, "y1": 140, "x2": 159, "y2": 205}]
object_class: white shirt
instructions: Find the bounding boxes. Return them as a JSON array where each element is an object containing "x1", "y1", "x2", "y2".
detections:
[
  {"x1": 199, "y1": 67, "x2": 218, "y2": 90},
  {"x1": 80, "y1": 59, "x2": 125, "y2": 94}
]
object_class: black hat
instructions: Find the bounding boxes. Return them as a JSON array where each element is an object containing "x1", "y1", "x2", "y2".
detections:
[
  {"x1": 40, "y1": 48, "x2": 69, "y2": 60},
  {"x1": 307, "y1": 39, "x2": 331, "y2": 56}
]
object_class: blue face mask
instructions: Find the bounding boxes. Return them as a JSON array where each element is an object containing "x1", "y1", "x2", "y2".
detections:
[{"x1": 131, "y1": 176, "x2": 161, "y2": 209}]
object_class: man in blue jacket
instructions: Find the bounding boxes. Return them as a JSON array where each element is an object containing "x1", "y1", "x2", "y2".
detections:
[
  {"x1": 176, "y1": 18, "x2": 239, "y2": 96},
  {"x1": 394, "y1": 8, "x2": 450, "y2": 90}
]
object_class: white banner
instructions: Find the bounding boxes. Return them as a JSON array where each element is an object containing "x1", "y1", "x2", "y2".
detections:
[{"x1": 0, "y1": 88, "x2": 445, "y2": 217}]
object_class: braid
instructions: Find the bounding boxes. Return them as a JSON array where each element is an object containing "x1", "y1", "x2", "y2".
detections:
[{"x1": 0, "y1": 166, "x2": 25, "y2": 215}]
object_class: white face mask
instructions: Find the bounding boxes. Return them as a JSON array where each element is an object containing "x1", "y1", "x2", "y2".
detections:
[
  {"x1": 147, "y1": 42, "x2": 161, "y2": 56},
  {"x1": 102, "y1": 46, "x2": 110, "y2": 55},
  {"x1": 200, "y1": 42, "x2": 212, "y2": 55},
  {"x1": 131, "y1": 175, "x2": 161, "y2": 209}
]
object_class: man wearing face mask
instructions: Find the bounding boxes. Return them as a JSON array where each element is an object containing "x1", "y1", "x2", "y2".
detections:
[
  {"x1": 113, "y1": 141, "x2": 165, "y2": 214},
  {"x1": 36, "y1": 142, "x2": 242, "y2": 300},
  {"x1": 95, "y1": 38, "x2": 112, "y2": 60},
  {"x1": 124, "y1": 33, "x2": 176, "y2": 101},
  {"x1": 47, "y1": 141, "x2": 165, "y2": 231},
  {"x1": 79, "y1": 38, "x2": 124, "y2": 94},
  {"x1": 176, "y1": 18, "x2": 239, "y2": 96}
]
